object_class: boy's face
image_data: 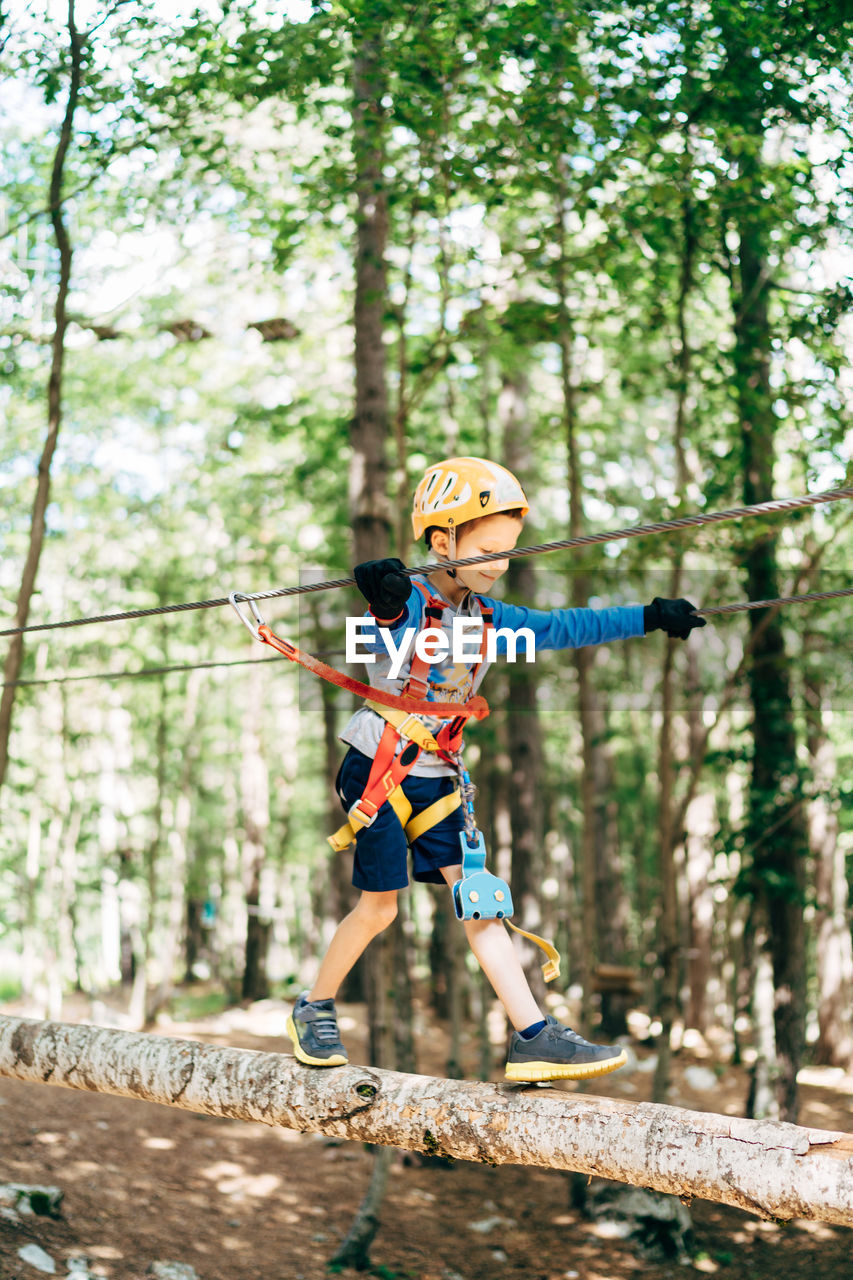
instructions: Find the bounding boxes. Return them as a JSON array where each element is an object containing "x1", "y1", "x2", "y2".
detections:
[{"x1": 433, "y1": 513, "x2": 524, "y2": 594}]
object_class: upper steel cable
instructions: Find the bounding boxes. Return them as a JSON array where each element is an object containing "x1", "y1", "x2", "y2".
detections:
[{"x1": 2, "y1": 485, "x2": 852, "y2": 638}]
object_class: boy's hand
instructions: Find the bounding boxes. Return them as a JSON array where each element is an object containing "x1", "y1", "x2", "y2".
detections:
[
  {"x1": 643, "y1": 597, "x2": 707, "y2": 640},
  {"x1": 354, "y1": 558, "x2": 411, "y2": 621}
]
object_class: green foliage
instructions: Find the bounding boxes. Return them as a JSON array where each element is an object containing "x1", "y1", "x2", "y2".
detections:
[{"x1": 1, "y1": 0, "x2": 851, "y2": 1079}]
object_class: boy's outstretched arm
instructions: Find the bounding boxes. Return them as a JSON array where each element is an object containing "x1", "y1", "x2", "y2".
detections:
[{"x1": 485, "y1": 595, "x2": 706, "y2": 653}]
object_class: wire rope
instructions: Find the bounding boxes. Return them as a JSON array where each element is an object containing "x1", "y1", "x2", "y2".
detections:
[
  {"x1": 2, "y1": 654, "x2": 290, "y2": 688},
  {"x1": 2, "y1": 485, "x2": 851, "y2": 639},
  {"x1": 4, "y1": 589, "x2": 849, "y2": 691}
]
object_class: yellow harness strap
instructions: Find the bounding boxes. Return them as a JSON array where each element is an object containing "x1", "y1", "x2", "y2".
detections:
[
  {"x1": 505, "y1": 921, "x2": 561, "y2": 983},
  {"x1": 362, "y1": 699, "x2": 443, "y2": 752},
  {"x1": 328, "y1": 701, "x2": 460, "y2": 852},
  {"x1": 401, "y1": 789, "x2": 461, "y2": 841},
  {"x1": 328, "y1": 781, "x2": 461, "y2": 851}
]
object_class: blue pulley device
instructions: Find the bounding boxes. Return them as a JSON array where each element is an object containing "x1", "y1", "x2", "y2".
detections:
[{"x1": 452, "y1": 830, "x2": 514, "y2": 921}]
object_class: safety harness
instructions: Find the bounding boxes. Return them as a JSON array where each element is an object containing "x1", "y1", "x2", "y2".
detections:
[{"x1": 230, "y1": 584, "x2": 560, "y2": 981}]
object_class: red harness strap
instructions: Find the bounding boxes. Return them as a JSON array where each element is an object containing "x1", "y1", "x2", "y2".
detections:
[
  {"x1": 346, "y1": 716, "x2": 462, "y2": 832},
  {"x1": 345, "y1": 583, "x2": 494, "y2": 832},
  {"x1": 256, "y1": 624, "x2": 489, "y2": 721},
  {"x1": 402, "y1": 587, "x2": 445, "y2": 700},
  {"x1": 403, "y1": 581, "x2": 494, "y2": 703}
]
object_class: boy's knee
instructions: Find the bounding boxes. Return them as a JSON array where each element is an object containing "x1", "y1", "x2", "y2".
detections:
[
  {"x1": 464, "y1": 915, "x2": 505, "y2": 942},
  {"x1": 357, "y1": 892, "x2": 398, "y2": 929}
]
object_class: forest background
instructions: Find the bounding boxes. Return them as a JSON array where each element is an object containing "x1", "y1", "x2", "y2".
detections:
[{"x1": 1, "y1": 0, "x2": 852, "y2": 1149}]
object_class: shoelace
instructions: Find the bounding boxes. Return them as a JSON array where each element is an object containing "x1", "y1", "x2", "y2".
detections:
[
  {"x1": 548, "y1": 1023, "x2": 596, "y2": 1048},
  {"x1": 311, "y1": 1017, "x2": 341, "y2": 1044}
]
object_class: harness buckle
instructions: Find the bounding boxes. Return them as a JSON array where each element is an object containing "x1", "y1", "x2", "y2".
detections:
[
  {"x1": 347, "y1": 797, "x2": 379, "y2": 831},
  {"x1": 396, "y1": 712, "x2": 428, "y2": 744}
]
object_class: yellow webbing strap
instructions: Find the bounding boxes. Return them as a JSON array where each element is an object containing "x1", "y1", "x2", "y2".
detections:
[
  {"x1": 363, "y1": 699, "x2": 442, "y2": 753},
  {"x1": 506, "y1": 921, "x2": 561, "y2": 983},
  {"x1": 328, "y1": 820, "x2": 358, "y2": 852},
  {"x1": 329, "y1": 701, "x2": 451, "y2": 851},
  {"x1": 402, "y1": 789, "x2": 461, "y2": 842},
  {"x1": 328, "y1": 784, "x2": 461, "y2": 852}
]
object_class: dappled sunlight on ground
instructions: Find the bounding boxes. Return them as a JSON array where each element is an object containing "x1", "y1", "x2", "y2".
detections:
[{"x1": 797, "y1": 1065, "x2": 853, "y2": 1095}]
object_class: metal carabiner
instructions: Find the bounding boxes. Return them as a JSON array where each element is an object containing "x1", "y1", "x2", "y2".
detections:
[{"x1": 229, "y1": 591, "x2": 266, "y2": 640}]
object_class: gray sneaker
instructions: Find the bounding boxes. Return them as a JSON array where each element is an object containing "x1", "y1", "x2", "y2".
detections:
[
  {"x1": 505, "y1": 1015, "x2": 627, "y2": 1082},
  {"x1": 286, "y1": 993, "x2": 348, "y2": 1067}
]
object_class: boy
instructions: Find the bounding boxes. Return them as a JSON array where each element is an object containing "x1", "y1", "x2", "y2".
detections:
[{"x1": 288, "y1": 457, "x2": 705, "y2": 1081}]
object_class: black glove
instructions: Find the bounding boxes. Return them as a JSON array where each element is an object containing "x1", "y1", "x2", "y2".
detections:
[
  {"x1": 643, "y1": 597, "x2": 707, "y2": 641},
  {"x1": 354, "y1": 558, "x2": 411, "y2": 620}
]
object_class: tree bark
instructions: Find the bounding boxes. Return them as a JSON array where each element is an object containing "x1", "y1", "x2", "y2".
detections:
[
  {"x1": 0, "y1": 2, "x2": 82, "y2": 794},
  {"x1": 684, "y1": 789, "x2": 716, "y2": 1033},
  {"x1": 732, "y1": 191, "x2": 809, "y2": 1123},
  {"x1": 653, "y1": 192, "x2": 695, "y2": 1099},
  {"x1": 803, "y1": 640, "x2": 853, "y2": 1067},
  {"x1": 343, "y1": 20, "x2": 399, "y2": 1268},
  {"x1": 652, "y1": 593, "x2": 680, "y2": 1104},
  {"x1": 240, "y1": 664, "x2": 272, "y2": 1002},
  {"x1": 556, "y1": 301, "x2": 628, "y2": 1035},
  {"x1": 1, "y1": 1015, "x2": 851, "y2": 1227},
  {"x1": 501, "y1": 372, "x2": 548, "y2": 1003},
  {"x1": 350, "y1": 31, "x2": 391, "y2": 558},
  {"x1": 145, "y1": 669, "x2": 203, "y2": 1022}
]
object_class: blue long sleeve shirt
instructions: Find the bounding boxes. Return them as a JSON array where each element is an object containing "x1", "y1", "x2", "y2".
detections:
[{"x1": 339, "y1": 575, "x2": 645, "y2": 776}]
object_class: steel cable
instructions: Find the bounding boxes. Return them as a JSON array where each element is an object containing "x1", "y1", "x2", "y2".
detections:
[
  {"x1": 3, "y1": 592, "x2": 850, "y2": 691},
  {"x1": 2, "y1": 484, "x2": 852, "y2": 639},
  {"x1": 695, "y1": 586, "x2": 853, "y2": 616}
]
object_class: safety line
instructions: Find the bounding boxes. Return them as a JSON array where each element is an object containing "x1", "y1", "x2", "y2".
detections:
[
  {"x1": 4, "y1": 589, "x2": 849, "y2": 693},
  {"x1": 2, "y1": 654, "x2": 289, "y2": 689},
  {"x1": 2, "y1": 485, "x2": 852, "y2": 638},
  {"x1": 2, "y1": 649, "x2": 349, "y2": 689},
  {"x1": 695, "y1": 586, "x2": 853, "y2": 616}
]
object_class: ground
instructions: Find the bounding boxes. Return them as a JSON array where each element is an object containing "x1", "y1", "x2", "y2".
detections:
[{"x1": 0, "y1": 995, "x2": 851, "y2": 1280}]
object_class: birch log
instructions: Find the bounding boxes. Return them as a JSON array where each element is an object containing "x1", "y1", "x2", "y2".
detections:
[{"x1": 1, "y1": 1015, "x2": 851, "y2": 1226}]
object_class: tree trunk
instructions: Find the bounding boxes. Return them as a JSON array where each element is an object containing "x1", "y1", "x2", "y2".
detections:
[
  {"x1": 732, "y1": 198, "x2": 809, "y2": 1123},
  {"x1": 684, "y1": 789, "x2": 716, "y2": 1033},
  {"x1": 557, "y1": 305, "x2": 628, "y2": 1036},
  {"x1": 134, "y1": 670, "x2": 168, "y2": 1028},
  {"x1": 652, "y1": 585, "x2": 680, "y2": 1104},
  {"x1": 501, "y1": 372, "x2": 548, "y2": 1003},
  {"x1": 803, "y1": 640, "x2": 853, "y2": 1067},
  {"x1": 240, "y1": 664, "x2": 272, "y2": 1002},
  {"x1": 683, "y1": 635, "x2": 715, "y2": 1033},
  {"x1": 2, "y1": 1015, "x2": 852, "y2": 1227},
  {"x1": 341, "y1": 21, "x2": 398, "y2": 1269},
  {"x1": 145, "y1": 670, "x2": 203, "y2": 1023},
  {"x1": 350, "y1": 33, "x2": 391, "y2": 558},
  {"x1": 0, "y1": 4, "x2": 82, "y2": 794},
  {"x1": 653, "y1": 193, "x2": 695, "y2": 1099}
]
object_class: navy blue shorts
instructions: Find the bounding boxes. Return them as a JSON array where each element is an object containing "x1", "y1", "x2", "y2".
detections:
[{"x1": 336, "y1": 747, "x2": 465, "y2": 892}]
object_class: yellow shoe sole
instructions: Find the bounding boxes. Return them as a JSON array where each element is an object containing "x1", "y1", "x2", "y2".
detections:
[
  {"x1": 286, "y1": 1015, "x2": 348, "y2": 1067},
  {"x1": 504, "y1": 1047, "x2": 628, "y2": 1083}
]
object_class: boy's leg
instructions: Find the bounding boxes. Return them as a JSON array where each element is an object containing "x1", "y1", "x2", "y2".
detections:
[
  {"x1": 438, "y1": 866, "x2": 544, "y2": 1030},
  {"x1": 287, "y1": 889, "x2": 397, "y2": 1067},
  {"x1": 309, "y1": 889, "x2": 398, "y2": 1001},
  {"x1": 439, "y1": 865, "x2": 627, "y2": 1081}
]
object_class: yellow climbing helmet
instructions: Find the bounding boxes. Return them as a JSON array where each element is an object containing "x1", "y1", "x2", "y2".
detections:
[{"x1": 411, "y1": 457, "x2": 529, "y2": 542}]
